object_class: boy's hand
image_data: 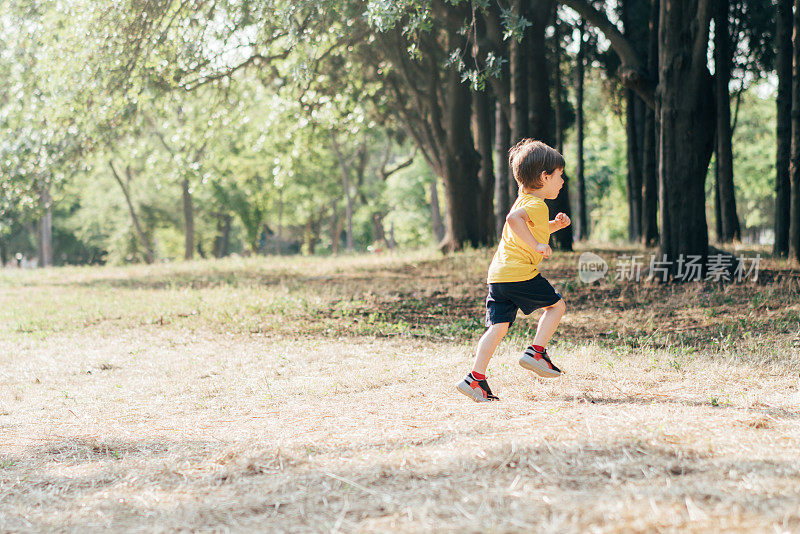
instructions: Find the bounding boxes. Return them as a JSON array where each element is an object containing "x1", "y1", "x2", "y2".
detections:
[
  {"x1": 554, "y1": 212, "x2": 571, "y2": 229},
  {"x1": 535, "y1": 243, "x2": 552, "y2": 258}
]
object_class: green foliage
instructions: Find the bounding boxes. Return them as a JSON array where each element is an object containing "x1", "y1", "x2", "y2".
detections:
[
  {"x1": 384, "y1": 159, "x2": 434, "y2": 248},
  {"x1": 706, "y1": 82, "x2": 777, "y2": 239},
  {"x1": 731, "y1": 85, "x2": 777, "y2": 232}
]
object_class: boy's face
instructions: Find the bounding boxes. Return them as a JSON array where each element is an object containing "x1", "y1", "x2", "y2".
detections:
[{"x1": 541, "y1": 168, "x2": 564, "y2": 199}]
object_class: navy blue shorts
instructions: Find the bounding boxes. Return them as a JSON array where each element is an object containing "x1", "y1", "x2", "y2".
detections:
[{"x1": 485, "y1": 274, "x2": 562, "y2": 327}]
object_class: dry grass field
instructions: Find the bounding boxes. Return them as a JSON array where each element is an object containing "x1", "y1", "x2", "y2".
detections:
[{"x1": 1, "y1": 245, "x2": 800, "y2": 533}]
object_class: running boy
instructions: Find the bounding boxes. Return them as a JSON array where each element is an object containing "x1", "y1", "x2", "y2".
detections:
[{"x1": 457, "y1": 139, "x2": 570, "y2": 402}]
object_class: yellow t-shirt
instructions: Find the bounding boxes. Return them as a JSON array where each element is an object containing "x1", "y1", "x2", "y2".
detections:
[{"x1": 487, "y1": 192, "x2": 550, "y2": 283}]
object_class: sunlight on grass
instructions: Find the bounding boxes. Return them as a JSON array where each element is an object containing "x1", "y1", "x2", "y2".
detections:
[{"x1": 1, "y1": 248, "x2": 799, "y2": 531}]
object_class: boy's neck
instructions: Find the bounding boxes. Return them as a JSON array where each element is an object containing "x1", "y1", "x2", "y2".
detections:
[{"x1": 521, "y1": 187, "x2": 547, "y2": 200}]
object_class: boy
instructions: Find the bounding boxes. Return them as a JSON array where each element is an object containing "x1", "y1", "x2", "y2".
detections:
[{"x1": 457, "y1": 139, "x2": 570, "y2": 402}]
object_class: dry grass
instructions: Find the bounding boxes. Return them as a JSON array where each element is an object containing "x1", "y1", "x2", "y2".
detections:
[{"x1": 1, "y1": 245, "x2": 800, "y2": 532}]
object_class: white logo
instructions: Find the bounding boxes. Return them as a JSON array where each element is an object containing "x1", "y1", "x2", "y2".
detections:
[{"x1": 578, "y1": 252, "x2": 608, "y2": 283}]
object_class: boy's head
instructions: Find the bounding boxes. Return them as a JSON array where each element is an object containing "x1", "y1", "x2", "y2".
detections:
[{"x1": 508, "y1": 139, "x2": 565, "y2": 195}]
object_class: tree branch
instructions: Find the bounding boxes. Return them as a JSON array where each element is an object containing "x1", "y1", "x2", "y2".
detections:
[
  {"x1": 380, "y1": 149, "x2": 417, "y2": 181},
  {"x1": 559, "y1": 0, "x2": 656, "y2": 108},
  {"x1": 109, "y1": 159, "x2": 154, "y2": 263}
]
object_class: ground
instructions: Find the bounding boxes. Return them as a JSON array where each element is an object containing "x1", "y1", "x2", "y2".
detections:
[{"x1": 1, "y1": 246, "x2": 799, "y2": 532}]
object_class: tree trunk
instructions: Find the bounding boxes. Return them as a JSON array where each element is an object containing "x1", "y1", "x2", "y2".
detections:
[
  {"x1": 214, "y1": 214, "x2": 232, "y2": 258},
  {"x1": 304, "y1": 214, "x2": 322, "y2": 256},
  {"x1": 0, "y1": 237, "x2": 6, "y2": 267},
  {"x1": 775, "y1": 0, "x2": 792, "y2": 256},
  {"x1": 494, "y1": 101, "x2": 511, "y2": 237},
  {"x1": 109, "y1": 161, "x2": 155, "y2": 264},
  {"x1": 658, "y1": 0, "x2": 715, "y2": 267},
  {"x1": 621, "y1": 0, "x2": 650, "y2": 244},
  {"x1": 277, "y1": 189, "x2": 284, "y2": 255},
  {"x1": 641, "y1": 0, "x2": 660, "y2": 246},
  {"x1": 714, "y1": 0, "x2": 741, "y2": 242},
  {"x1": 330, "y1": 204, "x2": 341, "y2": 255},
  {"x1": 182, "y1": 178, "x2": 194, "y2": 260},
  {"x1": 789, "y1": 0, "x2": 800, "y2": 263},
  {"x1": 508, "y1": 0, "x2": 529, "y2": 205},
  {"x1": 626, "y1": 89, "x2": 643, "y2": 242},
  {"x1": 641, "y1": 106, "x2": 658, "y2": 245},
  {"x1": 529, "y1": 0, "x2": 572, "y2": 250},
  {"x1": 715, "y1": 152, "x2": 723, "y2": 240},
  {"x1": 37, "y1": 186, "x2": 53, "y2": 268},
  {"x1": 330, "y1": 135, "x2": 355, "y2": 252},
  {"x1": 371, "y1": 212, "x2": 387, "y2": 248},
  {"x1": 473, "y1": 89, "x2": 495, "y2": 244},
  {"x1": 554, "y1": 17, "x2": 565, "y2": 154},
  {"x1": 576, "y1": 21, "x2": 588, "y2": 241},
  {"x1": 430, "y1": 176, "x2": 445, "y2": 244},
  {"x1": 438, "y1": 67, "x2": 484, "y2": 251}
]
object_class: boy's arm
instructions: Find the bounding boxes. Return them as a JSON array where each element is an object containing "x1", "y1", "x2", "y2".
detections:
[
  {"x1": 506, "y1": 208, "x2": 552, "y2": 258},
  {"x1": 549, "y1": 212, "x2": 571, "y2": 233}
]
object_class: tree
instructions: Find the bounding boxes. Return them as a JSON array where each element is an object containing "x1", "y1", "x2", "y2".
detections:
[
  {"x1": 714, "y1": 0, "x2": 741, "y2": 243},
  {"x1": 775, "y1": 0, "x2": 793, "y2": 256},
  {"x1": 563, "y1": 0, "x2": 715, "y2": 270},
  {"x1": 790, "y1": 0, "x2": 800, "y2": 263},
  {"x1": 574, "y1": 20, "x2": 589, "y2": 241}
]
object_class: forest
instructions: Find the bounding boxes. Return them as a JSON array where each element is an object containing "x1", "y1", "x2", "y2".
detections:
[{"x1": 0, "y1": 0, "x2": 796, "y2": 270}]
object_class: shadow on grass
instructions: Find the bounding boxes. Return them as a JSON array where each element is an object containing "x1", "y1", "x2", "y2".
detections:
[
  {"x1": 548, "y1": 393, "x2": 800, "y2": 420},
  {"x1": 2, "y1": 438, "x2": 799, "y2": 531}
]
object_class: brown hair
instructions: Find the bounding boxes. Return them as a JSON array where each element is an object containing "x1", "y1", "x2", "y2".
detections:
[{"x1": 508, "y1": 139, "x2": 565, "y2": 190}]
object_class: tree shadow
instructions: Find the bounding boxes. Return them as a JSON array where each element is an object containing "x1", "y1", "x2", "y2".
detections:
[
  {"x1": 548, "y1": 392, "x2": 800, "y2": 420},
  {"x1": 2, "y1": 435, "x2": 800, "y2": 531}
]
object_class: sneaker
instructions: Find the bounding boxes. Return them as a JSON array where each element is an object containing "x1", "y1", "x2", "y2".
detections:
[
  {"x1": 456, "y1": 373, "x2": 500, "y2": 402},
  {"x1": 519, "y1": 346, "x2": 562, "y2": 378}
]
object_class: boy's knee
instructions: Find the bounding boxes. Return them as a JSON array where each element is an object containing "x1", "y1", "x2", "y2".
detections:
[{"x1": 490, "y1": 322, "x2": 510, "y2": 334}]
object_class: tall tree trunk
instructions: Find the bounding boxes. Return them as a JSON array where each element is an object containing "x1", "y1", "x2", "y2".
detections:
[
  {"x1": 277, "y1": 189, "x2": 284, "y2": 255},
  {"x1": 330, "y1": 136, "x2": 355, "y2": 253},
  {"x1": 621, "y1": 0, "x2": 649, "y2": 244},
  {"x1": 775, "y1": 0, "x2": 792, "y2": 256},
  {"x1": 714, "y1": 0, "x2": 741, "y2": 242},
  {"x1": 214, "y1": 214, "x2": 231, "y2": 258},
  {"x1": 641, "y1": 0, "x2": 660, "y2": 246},
  {"x1": 329, "y1": 205, "x2": 341, "y2": 255},
  {"x1": 658, "y1": 0, "x2": 715, "y2": 267},
  {"x1": 182, "y1": 178, "x2": 194, "y2": 261},
  {"x1": 494, "y1": 101, "x2": 511, "y2": 237},
  {"x1": 715, "y1": 152, "x2": 723, "y2": 240},
  {"x1": 0, "y1": 237, "x2": 6, "y2": 266},
  {"x1": 37, "y1": 186, "x2": 53, "y2": 268},
  {"x1": 642, "y1": 104, "x2": 658, "y2": 245},
  {"x1": 625, "y1": 89, "x2": 643, "y2": 242},
  {"x1": 430, "y1": 176, "x2": 445, "y2": 244},
  {"x1": 553, "y1": 17, "x2": 565, "y2": 154},
  {"x1": 789, "y1": 0, "x2": 800, "y2": 263},
  {"x1": 528, "y1": 0, "x2": 572, "y2": 250},
  {"x1": 508, "y1": 0, "x2": 529, "y2": 204},
  {"x1": 473, "y1": 89, "x2": 496, "y2": 244},
  {"x1": 440, "y1": 67, "x2": 483, "y2": 251},
  {"x1": 576, "y1": 21, "x2": 588, "y2": 241}
]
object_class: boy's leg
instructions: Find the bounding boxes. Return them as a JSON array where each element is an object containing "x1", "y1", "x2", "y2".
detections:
[
  {"x1": 456, "y1": 322, "x2": 509, "y2": 402},
  {"x1": 531, "y1": 298, "x2": 566, "y2": 347},
  {"x1": 520, "y1": 299, "x2": 566, "y2": 378},
  {"x1": 472, "y1": 322, "x2": 510, "y2": 375}
]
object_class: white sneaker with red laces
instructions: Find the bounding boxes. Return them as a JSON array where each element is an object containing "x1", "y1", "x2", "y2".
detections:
[
  {"x1": 456, "y1": 373, "x2": 500, "y2": 402},
  {"x1": 519, "y1": 346, "x2": 562, "y2": 378}
]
